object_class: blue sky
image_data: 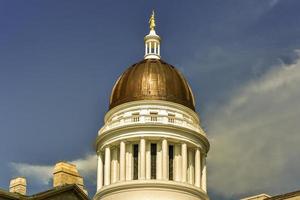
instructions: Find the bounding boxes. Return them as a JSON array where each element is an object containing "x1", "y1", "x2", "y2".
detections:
[{"x1": 1, "y1": 1, "x2": 300, "y2": 199}]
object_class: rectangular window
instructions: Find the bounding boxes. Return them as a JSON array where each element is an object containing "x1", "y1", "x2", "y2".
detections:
[
  {"x1": 151, "y1": 143, "x2": 157, "y2": 179},
  {"x1": 169, "y1": 145, "x2": 174, "y2": 180},
  {"x1": 132, "y1": 112, "x2": 140, "y2": 122},
  {"x1": 150, "y1": 112, "x2": 158, "y2": 121},
  {"x1": 168, "y1": 113, "x2": 175, "y2": 123},
  {"x1": 133, "y1": 144, "x2": 139, "y2": 180},
  {"x1": 151, "y1": 42, "x2": 155, "y2": 53}
]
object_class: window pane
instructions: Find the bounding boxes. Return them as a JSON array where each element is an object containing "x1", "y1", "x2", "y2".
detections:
[
  {"x1": 132, "y1": 112, "x2": 140, "y2": 122},
  {"x1": 151, "y1": 143, "x2": 157, "y2": 179},
  {"x1": 168, "y1": 113, "x2": 175, "y2": 123},
  {"x1": 169, "y1": 145, "x2": 174, "y2": 180},
  {"x1": 150, "y1": 112, "x2": 158, "y2": 121},
  {"x1": 133, "y1": 144, "x2": 139, "y2": 180}
]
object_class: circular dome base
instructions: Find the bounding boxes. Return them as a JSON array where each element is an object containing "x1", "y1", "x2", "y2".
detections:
[{"x1": 94, "y1": 180, "x2": 208, "y2": 200}]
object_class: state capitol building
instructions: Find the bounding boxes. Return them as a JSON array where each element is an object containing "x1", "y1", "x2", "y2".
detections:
[{"x1": 0, "y1": 12, "x2": 298, "y2": 200}]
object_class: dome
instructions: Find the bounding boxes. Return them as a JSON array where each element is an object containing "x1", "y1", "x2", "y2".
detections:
[{"x1": 109, "y1": 59, "x2": 196, "y2": 110}]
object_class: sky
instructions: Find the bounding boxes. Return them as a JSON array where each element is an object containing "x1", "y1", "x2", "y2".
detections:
[{"x1": 0, "y1": 0, "x2": 300, "y2": 199}]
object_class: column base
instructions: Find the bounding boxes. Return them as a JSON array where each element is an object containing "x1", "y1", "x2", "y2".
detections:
[{"x1": 94, "y1": 180, "x2": 208, "y2": 200}]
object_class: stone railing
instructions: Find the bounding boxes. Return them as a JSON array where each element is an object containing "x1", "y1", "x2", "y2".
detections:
[{"x1": 101, "y1": 113, "x2": 201, "y2": 133}]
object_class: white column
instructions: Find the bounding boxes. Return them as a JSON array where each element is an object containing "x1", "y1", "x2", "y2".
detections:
[
  {"x1": 162, "y1": 139, "x2": 168, "y2": 180},
  {"x1": 146, "y1": 142, "x2": 151, "y2": 179},
  {"x1": 140, "y1": 138, "x2": 146, "y2": 179},
  {"x1": 158, "y1": 43, "x2": 160, "y2": 56},
  {"x1": 145, "y1": 43, "x2": 148, "y2": 55},
  {"x1": 154, "y1": 42, "x2": 157, "y2": 54},
  {"x1": 149, "y1": 42, "x2": 152, "y2": 54},
  {"x1": 182, "y1": 143, "x2": 187, "y2": 182},
  {"x1": 174, "y1": 144, "x2": 182, "y2": 181},
  {"x1": 97, "y1": 152, "x2": 103, "y2": 190},
  {"x1": 188, "y1": 149, "x2": 195, "y2": 185},
  {"x1": 156, "y1": 141, "x2": 162, "y2": 179},
  {"x1": 195, "y1": 148, "x2": 201, "y2": 187},
  {"x1": 104, "y1": 147, "x2": 111, "y2": 186},
  {"x1": 201, "y1": 155, "x2": 207, "y2": 192},
  {"x1": 119, "y1": 141, "x2": 126, "y2": 181},
  {"x1": 126, "y1": 144, "x2": 133, "y2": 180},
  {"x1": 111, "y1": 147, "x2": 118, "y2": 183}
]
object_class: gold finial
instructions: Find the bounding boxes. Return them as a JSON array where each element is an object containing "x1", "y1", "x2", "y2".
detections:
[{"x1": 149, "y1": 10, "x2": 156, "y2": 30}]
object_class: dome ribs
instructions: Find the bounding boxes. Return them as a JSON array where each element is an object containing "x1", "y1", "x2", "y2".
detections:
[{"x1": 109, "y1": 59, "x2": 195, "y2": 110}]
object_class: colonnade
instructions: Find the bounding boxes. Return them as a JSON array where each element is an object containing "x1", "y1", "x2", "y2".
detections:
[
  {"x1": 145, "y1": 41, "x2": 160, "y2": 56},
  {"x1": 97, "y1": 138, "x2": 207, "y2": 192}
]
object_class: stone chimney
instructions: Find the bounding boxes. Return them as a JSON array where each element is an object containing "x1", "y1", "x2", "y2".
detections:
[
  {"x1": 9, "y1": 177, "x2": 26, "y2": 195},
  {"x1": 53, "y1": 162, "x2": 87, "y2": 195}
]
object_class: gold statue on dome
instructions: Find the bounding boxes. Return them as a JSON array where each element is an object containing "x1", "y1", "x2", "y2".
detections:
[{"x1": 149, "y1": 10, "x2": 155, "y2": 30}]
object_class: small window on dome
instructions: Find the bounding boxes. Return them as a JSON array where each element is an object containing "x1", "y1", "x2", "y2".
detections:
[
  {"x1": 150, "y1": 112, "x2": 158, "y2": 121},
  {"x1": 151, "y1": 42, "x2": 155, "y2": 53},
  {"x1": 168, "y1": 113, "x2": 175, "y2": 123},
  {"x1": 132, "y1": 112, "x2": 140, "y2": 122}
]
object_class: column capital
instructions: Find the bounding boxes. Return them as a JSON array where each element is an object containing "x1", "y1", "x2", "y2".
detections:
[
  {"x1": 111, "y1": 145, "x2": 119, "y2": 150},
  {"x1": 121, "y1": 140, "x2": 128, "y2": 144},
  {"x1": 97, "y1": 150, "x2": 105, "y2": 156},
  {"x1": 201, "y1": 152, "x2": 207, "y2": 157}
]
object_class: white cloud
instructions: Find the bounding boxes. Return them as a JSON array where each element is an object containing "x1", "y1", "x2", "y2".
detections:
[
  {"x1": 10, "y1": 154, "x2": 97, "y2": 186},
  {"x1": 207, "y1": 51, "x2": 300, "y2": 198},
  {"x1": 10, "y1": 163, "x2": 52, "y2": 185},
  {"x1": 72, "y1": 154, "x2": 97, "y2": 184}
]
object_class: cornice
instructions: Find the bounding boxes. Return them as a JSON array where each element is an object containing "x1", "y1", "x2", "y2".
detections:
[
  {"x1": 95, "y1": 124, "x2": 210, "y2": 153},
  {"x1": 94, "y1": 180, "x2": 209, "y2": 200}
]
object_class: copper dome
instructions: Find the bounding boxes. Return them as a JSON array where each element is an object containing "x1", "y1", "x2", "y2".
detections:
[{"x1": 109, "y1": 59, "x2": 195, "y2": 110}]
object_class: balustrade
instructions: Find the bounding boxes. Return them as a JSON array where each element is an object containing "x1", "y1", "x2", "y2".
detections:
[{"x1": 102, "y1": 111, "x2": 201, "y2": 133}]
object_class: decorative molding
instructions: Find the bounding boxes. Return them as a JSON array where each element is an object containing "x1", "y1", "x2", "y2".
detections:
[{"x1": 94, "y1": 180, "x2": 209, "y2": 200}]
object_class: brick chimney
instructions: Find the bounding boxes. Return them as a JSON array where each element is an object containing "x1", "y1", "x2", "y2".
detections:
[
  {"x1": 53, "y1": 162, "x2": 87, "y2": 195},
  {"x1": 9, "y1": 177, "x2": 26, "y2": 195}
]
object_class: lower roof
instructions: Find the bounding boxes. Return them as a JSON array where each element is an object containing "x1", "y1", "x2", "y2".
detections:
[{"x1": 0, "y1": 184, "x2": 89, "y2": 200}]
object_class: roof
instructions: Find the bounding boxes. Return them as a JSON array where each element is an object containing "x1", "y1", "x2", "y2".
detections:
[
  {"x1": 0, "y1": 188, "x2": 21, "y2": 200},
  {"x1": 266, "y1": 190, "x2": 300, "y2": 200},
  {"x1": 241, "y1": 193, "x2": 271, "y2": 200},
  {"x1": 109, "y1": 59, "x2": 196, "y2": 110},
  {"x1": 0, "y1": 184, "x2": 89, "y2": 200}
]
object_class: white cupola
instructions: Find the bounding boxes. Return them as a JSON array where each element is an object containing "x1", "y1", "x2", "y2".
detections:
[{"x1": 144, "y1": 10, "x2": 161, "y2": 59}]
